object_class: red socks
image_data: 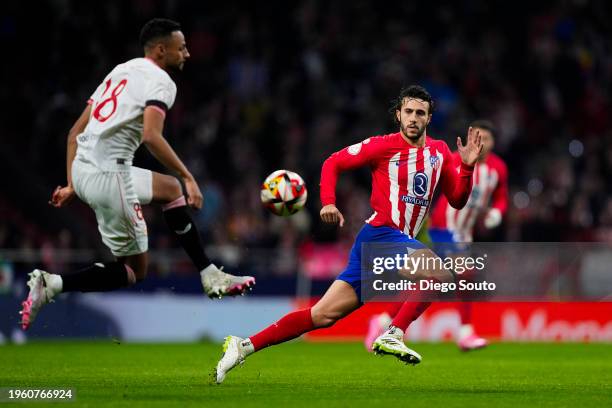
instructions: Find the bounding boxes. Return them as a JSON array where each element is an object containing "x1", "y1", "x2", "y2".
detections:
[
  {"x1": 389, "y1": 302, "x2": 471, "y2": 329},
  {"x1": 391, "y1": 301, "x2": 431, "y2": 331},
  {"x1": 386, "y1": 302, "x2": 403, "y2": 317},
  {"x1": 458, "y1": 302, "x2": 472, "y2": 324},
  {"x1": 250, "y1": 308, "x2": 315, "y2": 351}
]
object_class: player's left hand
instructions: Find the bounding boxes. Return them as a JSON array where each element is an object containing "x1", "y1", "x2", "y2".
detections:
[
  {"x1": 184, "y1": 178, "x2": 203, "y2": 209},
  {"x1": 457, "y1": 126, "x2": 484, "y2": 166},
  {"x1": 49, "y1": 185, "x2": 75, "y2": 208}
]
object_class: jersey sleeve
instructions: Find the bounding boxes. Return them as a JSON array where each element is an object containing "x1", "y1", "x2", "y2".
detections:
[
  {"x1": 490, "y1": 157, "x2": 509, "y2": 215},
  {"x1": 451, "y1": 151, "x2": 462, "y2": 167},
  {"x1": 87, "y1": 76, "x2": 110, "y2": 105},
  {"x1": 320, "y1": 137, "x2": 384, "y2": 206},
  {"x1": 439, "y1": 142, "x2": 474, "y2": 209},
  {"x1": 144, "y1": 75, "x2": 177, "y2": 113}
]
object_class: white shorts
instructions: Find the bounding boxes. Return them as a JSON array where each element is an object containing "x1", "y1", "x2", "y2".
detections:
[{"x1": 72, "y1": 159, "x2": 153, "y2": 257}]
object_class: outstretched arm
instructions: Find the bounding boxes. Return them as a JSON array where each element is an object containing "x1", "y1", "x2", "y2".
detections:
[
  {"x1": 320, "y1": 139, "x2": 378, "y2": 206},
  {"x1": 141, "y1": 106, "x2": 203, "y2": 209},
  {"x1": 319, "y1": 138, "x2": 379, "y2": 226},
  {"x1": 440, "y1": 127, "x2": 483, "y2": 209},
  {"x1": 49, "y1": 104, "x2": 91, "y2": 208}
]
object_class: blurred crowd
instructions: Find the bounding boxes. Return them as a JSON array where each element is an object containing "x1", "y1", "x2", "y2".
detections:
[{"x1": 1, "y1": 0, "x2": 611, "y2": 278}]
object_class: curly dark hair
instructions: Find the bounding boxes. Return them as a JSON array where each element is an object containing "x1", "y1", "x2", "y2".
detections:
[{"x1": 390, "y1": 85, "x2": 435, "y2": 124}]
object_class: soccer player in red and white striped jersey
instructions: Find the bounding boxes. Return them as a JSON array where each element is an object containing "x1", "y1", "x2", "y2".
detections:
[
  {"x1": 214, "y1": 85, "x2": 484, "y2": 383},
  {"x1": 318, "y1": 125, "x2": 474, "y2": 239},
  {"x1": 365, "y1": 120, "x2": 508, "y2": 352}
]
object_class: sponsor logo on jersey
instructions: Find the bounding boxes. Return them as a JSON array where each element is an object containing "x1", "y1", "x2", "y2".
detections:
[
  {"x1": 413, "y1": 172, "x2": 428, "y2": 197},
  {"x1": 77, "y1": 133, "x2": 96, "y2": 143},
  {"x1": 401, "y1": 195, "x2": 430, "y2": 206}
]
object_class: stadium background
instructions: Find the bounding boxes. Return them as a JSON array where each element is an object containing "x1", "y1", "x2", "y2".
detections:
[{"x1": 1, "y1": 0, "x2": 611, "y2": 343}]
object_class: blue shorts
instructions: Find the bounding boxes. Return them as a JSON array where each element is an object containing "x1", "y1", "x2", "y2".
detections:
[
  {"x1": 428, "y1": 228, "x2": 455, "y2": 243},
  {"x1": 337, "y1": 224, "x2": 426, "y2": 297},
  {"x1": 428, "y1": 228, "x2": 466, "y2": 257}
]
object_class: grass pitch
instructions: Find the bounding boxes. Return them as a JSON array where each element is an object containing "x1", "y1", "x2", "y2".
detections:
[{"x1": 1, "y1": 341, "x2": 611, "y2": 407}]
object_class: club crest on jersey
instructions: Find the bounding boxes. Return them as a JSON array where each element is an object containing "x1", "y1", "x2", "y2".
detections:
[
  {"x1": 412, "y1": 172, "x2": 428, "y2": 197},
  {"x1": 429, "y1": 155, "x2": 440, "y2": 170}
]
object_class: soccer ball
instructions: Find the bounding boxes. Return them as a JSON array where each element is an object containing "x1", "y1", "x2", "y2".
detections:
[{"x1": 260, "y1": 170, "x2": 307, "y2": 216}]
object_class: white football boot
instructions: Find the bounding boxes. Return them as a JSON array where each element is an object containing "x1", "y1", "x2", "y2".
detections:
[
  {"x1": 372, "y1": 327, "x2": 422, "y2": 365},
  {"x1": 201, "y1": 264, "x2": 255, "y2": 299},
  {"x1": 20, "y1": 269, "x2": 58, "y2": 330},
  {"x1": 214, "y1": 336, "x2": 252, "y2": 384}
]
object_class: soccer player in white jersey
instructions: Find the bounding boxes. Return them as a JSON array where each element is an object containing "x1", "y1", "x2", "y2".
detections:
[
  {"x1": 214, "y1": 85, "x2": 484, "y2": 383},
  {"x1": 20, "y1": 18, "x2": 255, "y2": 330}
]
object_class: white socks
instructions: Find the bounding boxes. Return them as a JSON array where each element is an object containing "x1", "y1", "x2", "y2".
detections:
[
  {"x1": 46, "y1": 273, "x2": 63, "y2": 295},
  {"x1": 386, "y1": 326, "x2": 405, "y2": 339},
  {"x1": 200, "y1": 263, "x2": 218, "y2": 277},
  {"x1": 241, "y1": 338, "x2": 255, "y2": 356}
]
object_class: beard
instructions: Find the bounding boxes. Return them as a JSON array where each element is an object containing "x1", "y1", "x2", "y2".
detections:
[
  {"x1": 401, "y1": 123, "x2": 426, "y2": 140},
  {"x1": 166, "y1": 61, "x2": 184, "y2": 74}
]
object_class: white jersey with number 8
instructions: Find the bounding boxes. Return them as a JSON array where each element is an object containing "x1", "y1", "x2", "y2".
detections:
[
  {"x1": 75, "y1": 57, "x2": 176, "y2": 170},
  {"x1": 71, "y1": 57, "x2": 176, "y2": 257}
]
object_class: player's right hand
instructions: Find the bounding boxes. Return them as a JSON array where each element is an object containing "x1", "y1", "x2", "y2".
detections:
[
  {"x1": 457, "y1": 126, "x2": 484, "y2": 166},
  {"x1": 49, "y1": 185, "x2": 75, "y2": 208},
  {"x1": 320, "y1": 204, "x2": 345, "y2": 227},
  {"x1": 184, "y1": 178, "x2": 203, "y2": 210}
]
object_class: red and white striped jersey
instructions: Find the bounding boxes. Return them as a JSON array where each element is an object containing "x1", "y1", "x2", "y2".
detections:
[
  {"x1": 320, "y1": 133, "x2": 474, "y2": 238},
  {"x1": 430, "y1": 151, "x2": 508, "y2": 242}
]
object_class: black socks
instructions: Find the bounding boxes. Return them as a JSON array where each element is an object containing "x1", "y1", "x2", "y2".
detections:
[
  {"x1": 62, "y1": 262, "x2": 130, "y2": 292},
  {"x1": 163, "y1": 205, "x2": 211, "y2": 271}
]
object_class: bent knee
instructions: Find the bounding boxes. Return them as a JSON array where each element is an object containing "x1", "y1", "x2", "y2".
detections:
[
  {"x1": 162, "y1": 177, "x2": 183, "y2": 202},
  {"x1": 154, "y1": 173, "x2": 183, "y2": 204},
  {"x1": 167, "y1": 177, "x2": 182, "y2": 200},
  {"x1": 311, "y1": 309, "x2": 341, "y2": 329}
]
